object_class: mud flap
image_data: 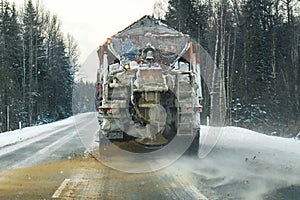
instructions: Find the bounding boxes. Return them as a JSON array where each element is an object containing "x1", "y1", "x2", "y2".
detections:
[{"x1": 183, "y1": 130, "x2": 200, "y2": 157}]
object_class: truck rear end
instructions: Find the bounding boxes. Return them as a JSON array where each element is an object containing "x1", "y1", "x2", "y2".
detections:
[{"x1": 95, "y1": 16, "x2": 202, "y2": 148}]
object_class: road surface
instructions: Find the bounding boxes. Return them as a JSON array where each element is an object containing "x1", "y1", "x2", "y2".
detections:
[
  {"x1": 0, "y1": 116, "x2": 86, "y2": 171},
  {"x1": 0, "y1": 113, "x2": 299, "y2": 199}
]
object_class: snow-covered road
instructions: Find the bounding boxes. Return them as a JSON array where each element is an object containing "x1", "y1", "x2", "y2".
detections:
[
  {"x1": 0, "y1": 113, "x2": 96, "y2": 171},
  {"x1": 0, "y1": 112, "x2": 299, "y2": 199}
]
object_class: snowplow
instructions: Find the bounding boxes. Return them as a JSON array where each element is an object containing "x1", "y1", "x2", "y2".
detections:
[{"x1": 95, "y1": 16, "x2": 202, "y2": 148}]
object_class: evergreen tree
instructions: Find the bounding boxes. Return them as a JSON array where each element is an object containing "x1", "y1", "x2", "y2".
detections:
[
  {"x1": 164, "y1": 0, "x2": 300, "y2": 135},
  {"x1": 0, "y1": 1, "x2": 23, "y2": 130},
  {"x1": 22, "y1": 0, "x2": 45, "y2": 125},
  {"x1": 165, "y1": 0, "x2": 196, "y2": 35},
  {"x1": 0, "y1": 0, "x2": 79, "y2": 131}
]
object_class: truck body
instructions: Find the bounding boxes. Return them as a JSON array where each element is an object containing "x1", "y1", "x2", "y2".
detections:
[{"x1": 96, "y1": 16, "x2": 202, "y2": 146}]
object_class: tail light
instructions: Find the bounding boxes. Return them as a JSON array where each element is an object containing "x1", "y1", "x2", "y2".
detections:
[
  {"x1": 199, "y1": 105, "x2": 203, "y2": 112},
  {"x1": 185, "y1": 106, "x2": 203, "y2": 112},
  {"x1": 98, "y1": 107, "x2": 113, "y2": 114}
]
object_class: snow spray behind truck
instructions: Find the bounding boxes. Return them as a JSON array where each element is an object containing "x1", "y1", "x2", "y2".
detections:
[{"x1": 95, "y1": 16, "x2": 202, "y2": 149}]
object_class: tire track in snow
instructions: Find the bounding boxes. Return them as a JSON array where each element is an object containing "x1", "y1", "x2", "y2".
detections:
[
  {"x1": 0, "y1": 124, "x2": 75, "y2": 157},
  {"x1": 11, "y1": 130, "x2": 78, "y2": 169}
]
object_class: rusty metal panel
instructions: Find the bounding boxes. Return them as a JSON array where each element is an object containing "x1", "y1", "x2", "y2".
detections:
[
  {"x1": 134, "y1": 68, "x2": 168, "y2": 92},
  {"x1": 139, "y1": 69, "x2": 164, "y2": 84}
]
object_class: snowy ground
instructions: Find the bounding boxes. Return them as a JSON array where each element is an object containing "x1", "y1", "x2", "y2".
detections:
[
  {"x1": 0, "y1": 117, "x2": 74, "y2": 149},
  {"x1": 173, "y1": 126, "x2": 300, "y2": 199},
  {"x1": 1, "y1": 114, "x2": 299, "y2": 199},
  {"x1": 0, "y1": 113, "x2": 92, "y2": 170},
  {"x1": 1, "y1": 113, "x2": 298, "y2": 154},
  {"x1": 0, "y1": 113, "x2": 93, "y2": 149}
]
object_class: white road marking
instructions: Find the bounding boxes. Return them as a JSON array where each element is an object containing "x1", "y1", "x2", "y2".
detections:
[
  {"x1": 187, "y1": 184, "x2": 208, "y2": 200},
  {"x1": 52, "y1": 178, "x2": 71, "y2": 198},
  {"x1": 172, "y1": 173, "x2": 209, "y2": 200},
  {"x1": 64, "y1": 179, "x2": 89, "y2": 198},
  {"x1": 179, "y1": 183, "x2": 208, "y2": 199}
]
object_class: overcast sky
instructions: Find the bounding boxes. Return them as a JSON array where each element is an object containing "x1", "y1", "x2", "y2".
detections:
[{"x1": 8, "y1": 0, "x2": 161, "y2": 81}]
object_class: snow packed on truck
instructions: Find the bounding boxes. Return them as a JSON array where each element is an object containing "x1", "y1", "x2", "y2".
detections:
[{"x1": 95, "y1": 16, "x2": 203, "y2": 150}]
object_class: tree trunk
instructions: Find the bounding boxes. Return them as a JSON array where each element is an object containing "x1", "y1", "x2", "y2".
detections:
[
  {"x1": 226, "y1": 33, "x2": 232, "y2": 125},
  {"x1": 28, "y1": 27, "x2": 33, "y2": 125},
  {"x1": 219, "y1": 0, "x2": 226, "y2": 125},
  {"x1": 210, "y1": 16, "x2": 220, "y2": 125}
]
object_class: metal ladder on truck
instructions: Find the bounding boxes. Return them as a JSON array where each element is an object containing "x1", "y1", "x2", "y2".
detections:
[{"x1": 176, "y1": 72, "x2": 195, "y2": 136}]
